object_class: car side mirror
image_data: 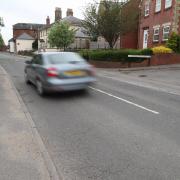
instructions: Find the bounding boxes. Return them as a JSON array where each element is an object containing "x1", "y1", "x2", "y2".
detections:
[{"x1": 25, "y1": 60, "x2": 31, "y2": 64}]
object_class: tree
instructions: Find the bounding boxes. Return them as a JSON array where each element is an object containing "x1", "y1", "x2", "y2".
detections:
[
  {"x1": 32, "y1": 39, "x2": 38, "y2": 50},
  {"x1": 166, "y1": 32, "x2": 180, "y2": 53},
  {"x1": 48, "y1": 22, "x2": 76, "y2": 51},
  {"x1": 0, "y1": 34, "x2": 4, "y2": 48},
  {"x1": 83, "y1": 0, "x2": 140, "y2": 48}
]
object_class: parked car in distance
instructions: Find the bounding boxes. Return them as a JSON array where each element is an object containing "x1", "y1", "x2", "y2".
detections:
[{"x1": 24, "y1": 52, "x2": 96, "y2": 96}]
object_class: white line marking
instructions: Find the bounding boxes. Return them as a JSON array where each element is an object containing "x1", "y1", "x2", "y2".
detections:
[
  {"x1": 98, "y1": 74, "x2": 180, "y2": 96},
  {"x1": 89, "y1": 86, "x2": 160, "y2": 115}
]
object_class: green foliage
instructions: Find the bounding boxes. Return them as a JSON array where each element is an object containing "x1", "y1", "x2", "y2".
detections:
[
  {"x1": 0, "y1": 34, "x2": 4, "y2": 48},
  {"x1": 32, "y1": 39, "x2": 38, "y2": 50},
  {"x1": 79, "y1": 48, "x2": 152, "y2": 62},
  {"x1": 18, "y1": 50, "x2": 35, "y2": 56},
  {"x1": 166, "y1": 32, "x2": 180, "y2": 53},
  {"x1": 83, "y1": 0, "x2": 140, "y2": 48},
  {"x1": 48, "y1": 22, "x2": 75, "y2": 50},
  {"x1": 141, "y1": 48, "x2": 153, "y2": 55}
]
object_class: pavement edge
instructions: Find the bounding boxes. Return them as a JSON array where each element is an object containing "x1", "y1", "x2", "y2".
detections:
[{"x1": 0, "y1": 65, "x2": 62, "y2": 180}]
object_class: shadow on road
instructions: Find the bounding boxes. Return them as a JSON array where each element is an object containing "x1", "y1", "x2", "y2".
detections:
[
  {"x1": 26, "y1": 83, "x2": 91, "y2": 100},
  {"x1": 44, "y1": 90, "x2": 91, "y2": 100}
]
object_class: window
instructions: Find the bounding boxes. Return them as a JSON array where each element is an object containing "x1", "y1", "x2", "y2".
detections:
[
  {"x1": 163, "y1": 26, "x2": 170, "y2": 41},
  {"x1": 165, "y1": 0, "x2": 172, "y2": 9},
  {"x1": 155, "y1": 0, "x2": 161, "y2": 12},
  {"x1": 153, "y1": 27, "x2": 160, "y2": 42},
  {"x1": 144, "y1": 1, "x2": 150, "y2": 16},
  {"x1": 46, "y1": 53, "x2": 85, "y2": 65}
]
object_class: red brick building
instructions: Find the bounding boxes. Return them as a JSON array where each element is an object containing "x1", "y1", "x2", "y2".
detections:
[
  {"x1": 121, "y1": 31, "x2": 138, "y2": 49},
  {"x1": 10, "y1": 23, "x2": 45, "y2": 53},
  {"x1": 13, "y1": 23, "x2": 45, "y2": 39},
  {"x1": 139, "y1": 0, "x2": 180, "y2": 49}
]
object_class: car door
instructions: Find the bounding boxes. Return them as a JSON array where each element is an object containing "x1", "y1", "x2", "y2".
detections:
[
  {"x1": 26, "y1": 57, "x2": 35, "y2": 83},
  {"x1": 31, "y1": 54, "x2": 45, "y2": 83},
  {"x1": 30, "y1": 55, "x2": 40, "y2": 84},
  {"x1": 34, "y1": 55, "x2": 45, "y2": 81}
]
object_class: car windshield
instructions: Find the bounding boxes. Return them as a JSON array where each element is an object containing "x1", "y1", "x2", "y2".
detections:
[{"x1": 46, "y1": 53, "x2": 86, "y2": 65}]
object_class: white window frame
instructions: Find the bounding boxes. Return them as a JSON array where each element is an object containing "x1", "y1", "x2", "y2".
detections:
[
  {"x1": 144, "y1": 1, "x2": 150, "y2": 16},
  {"x1": 165, "y1": 0, "x2": 172, "y2": 9},
  {"x1": 163, "y1": 25, "x2": 170, "y2": 41},
  {"x1": 153, "y1": 27, "x2": 160, "y2": 42},
  {"x1": 155, "y1": 0, "x2": 161, "y2": 12}
]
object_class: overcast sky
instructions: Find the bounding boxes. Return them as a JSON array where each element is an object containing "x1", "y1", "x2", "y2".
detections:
[{"x1": 0, "y1": 0, "x2": 93, "y2": 44}]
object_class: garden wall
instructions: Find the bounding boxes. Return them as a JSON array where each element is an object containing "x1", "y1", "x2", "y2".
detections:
[{"x1": 89, "y1": 54, "x2": 180, "y2": 68}]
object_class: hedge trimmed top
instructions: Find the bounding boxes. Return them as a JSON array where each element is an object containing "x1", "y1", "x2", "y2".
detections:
[{"x1": 80, "y1": 48, "x2": 153, "y2": 62}]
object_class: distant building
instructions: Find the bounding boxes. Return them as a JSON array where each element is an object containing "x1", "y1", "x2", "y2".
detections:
[
  {"x1": 15, "y1": 33, "x2": 35, "y2": 52},
  {"x1": 9, "y1": 23, "x2": 45, "y2": 53},
  {"x1": 139, "y1": 0, "x2": 180, "y2": 49},
  {"x1": 8, "y1": 38, "x2": 15, "y2": 53},
  {"x1": 39, "y1": 8, "x2": 90, "y2": 51}
]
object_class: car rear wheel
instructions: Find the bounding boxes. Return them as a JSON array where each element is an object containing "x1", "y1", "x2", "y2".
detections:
[{"x1": 36, "y1": 80, "x2": 45, "y2": 96}]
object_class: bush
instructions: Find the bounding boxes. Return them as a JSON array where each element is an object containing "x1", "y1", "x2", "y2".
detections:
[
  {"x1": 166, "y1": 32, "x2": 180, "y2": 53},
  {"x1": 79, "y1": 48, "x2": 153, "y2": 62},
  {"x1": 141, "y1": 48, "x2": 153, "y2": 55},
  {"x1": 18, "y1": 50, "x2": 35, "y2": 56},
  {"x1": 152, "y1": 46, "x2": 173, "y2": 54},
  {"x1": 32, "y1": 39, "x2": 38, "y2": 50},
  {"x1": 79, "y1": 49, "x2": 90, "y2": 60}
]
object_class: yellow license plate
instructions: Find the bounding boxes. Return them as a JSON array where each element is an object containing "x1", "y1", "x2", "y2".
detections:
[{"x1": 64, "y1": 70, "x2": 86, "y2": 76}]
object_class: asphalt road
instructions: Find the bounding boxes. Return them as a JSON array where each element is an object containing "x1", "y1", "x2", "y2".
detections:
[{"x1": 1, "y1": 53, "x2": 180, "y2": 180}]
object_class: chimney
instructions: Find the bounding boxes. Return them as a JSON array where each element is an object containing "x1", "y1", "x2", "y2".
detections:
[
  {"x1": 66, "y1": 8, "x2": 73, "y2": 16},
  {"x1": 55, "y1": 7, "x2": 62, "y2": 22},
  {"x1": 46, "y1": 16, "x2": 50, "y2": 26}
]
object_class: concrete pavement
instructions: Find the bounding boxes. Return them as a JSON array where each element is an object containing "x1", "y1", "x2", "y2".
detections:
[{"x1": 0, "y1": 65, "x2": 59, "y2": 180}]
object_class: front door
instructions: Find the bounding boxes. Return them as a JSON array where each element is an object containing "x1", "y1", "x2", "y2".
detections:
[{"x1": 143, "y1": 29, "x2": 149, "y2": 49}]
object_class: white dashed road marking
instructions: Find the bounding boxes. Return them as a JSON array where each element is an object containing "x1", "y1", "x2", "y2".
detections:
[{"x1": 89, "y1": 86, "x2": 160, "y2": 115}]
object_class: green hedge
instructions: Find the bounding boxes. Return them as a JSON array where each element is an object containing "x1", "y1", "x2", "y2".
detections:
[
  {"x1": 18, "y1": 50, "x2": 35, "y2": 56},
  {"x1": 79, "y1": 48, "x2": 153, "y2": 62}
]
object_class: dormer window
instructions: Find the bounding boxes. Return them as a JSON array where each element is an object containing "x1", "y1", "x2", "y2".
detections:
[{"x1": 165, "y1": 0, "x2": 172, "y2": 9}]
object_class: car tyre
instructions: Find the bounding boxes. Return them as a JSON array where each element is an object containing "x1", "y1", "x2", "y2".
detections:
[
  {"x1": 36, "y1": 80, "x2": 45, "y2": 96},
  {"x1": 24, "y1": 72, "x2": 31, "y2": 84}
]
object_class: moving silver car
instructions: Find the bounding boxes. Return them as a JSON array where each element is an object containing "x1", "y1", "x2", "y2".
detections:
[{"x1": 24, "y1": 52, "x2": 96, "y2": 95}]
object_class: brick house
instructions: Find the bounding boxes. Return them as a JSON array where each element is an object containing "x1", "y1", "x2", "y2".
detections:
[
  {"x1": 39, "y1": 8, "x2": 90, "y2": 51},
  {"x1": 13, "y1": 23, "x2": 45, "y2": 40},
  {"x1": 139, "y1": 0, "x2": 180, "y2": 49},
  {"x1": 9, "y1": 23, "x2": 45, "y2": 53}
]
